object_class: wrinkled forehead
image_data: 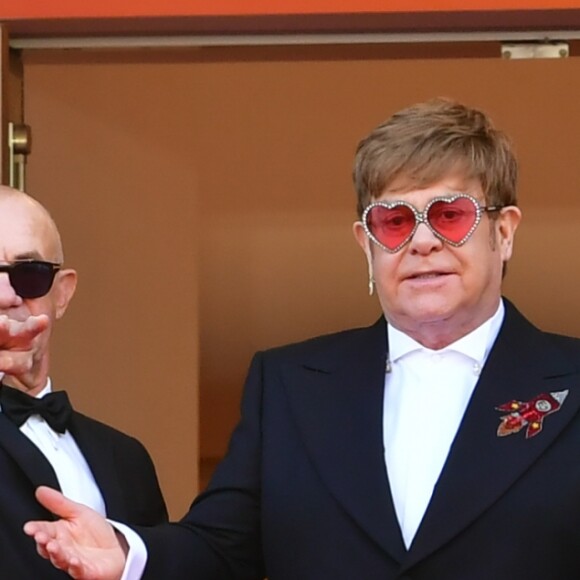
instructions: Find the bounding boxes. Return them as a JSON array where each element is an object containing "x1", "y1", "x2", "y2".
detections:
[
  {"x1": 0, "y1": 197, "x2": 61, "y2": 262},
  {"x1": 378, "y1": 173, "x2": 484, "y2": 202},
  {"x1": 382, "y1": 163, "x2": 481, "y2": 194}
]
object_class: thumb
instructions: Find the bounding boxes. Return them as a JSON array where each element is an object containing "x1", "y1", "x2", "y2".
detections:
[{"x1": 35, "y1": 486, "x2": 83, "y2": 519}]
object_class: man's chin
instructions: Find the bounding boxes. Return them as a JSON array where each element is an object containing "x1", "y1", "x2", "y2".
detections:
[{"x1": 405, "y1": 294, "x2": 456, "y2": 319}]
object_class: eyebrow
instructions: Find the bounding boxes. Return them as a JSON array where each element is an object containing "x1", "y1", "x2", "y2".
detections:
[{"x1": 13, "y1": 252, "x2": 45, "y2": 261}]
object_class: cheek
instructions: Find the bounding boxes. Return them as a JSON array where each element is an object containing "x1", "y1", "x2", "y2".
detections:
[
  {"x1": 31, "y1": 329, "x2": 53, "y2": 362},
  {"x1": 371, "y1": 252, "x2": 399, "y2": 279},
  {"x1": 459, "y1": 245, "x2": 501, "y2": 288},
  {"x1": 24, "y1": 297, "x2": 56, "y2": 319},
  {"x1": 371, "y1": 253, "x2": 405, "y2": 302}
]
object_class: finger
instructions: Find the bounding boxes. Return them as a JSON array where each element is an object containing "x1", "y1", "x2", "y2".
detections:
[
  {"x1": 0, "y1": 350, "x2": 34, "y2": 374},
  {"x1": 24, "y1": 520, "x2": 51, "y2": 538},
  {"x1": 37, "y1": 542, "x2": 50, "y2": 560},
  {"x1": 35, "y1": 486, "x2": 86, "y2": 520},
  {"x1": 20, "y1": 314, "x2": 50, "y2": 338},
  {"x1": 25, "y1": 527, "x2": 53, "y2": 560},
  {"x1": 45, "y1": 539, "x2": 78, "y2": 572},
  {"x1": 0, "y1": 314, "x2": 49, "y2": 347},
  {"x1": 48, "y1": 545, "x2": 96, "y2": 580},
  {"x1": 67, "y1": 558, "x2": 93, "y2": 580}
]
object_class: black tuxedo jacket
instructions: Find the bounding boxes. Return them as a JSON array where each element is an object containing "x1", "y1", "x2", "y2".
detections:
[
  {"x1": 0, "y1": 407, "x2": 167, "y2": 579},
  {"x1": 141, "y1": 300, "x2": 580, "y2": 579}
]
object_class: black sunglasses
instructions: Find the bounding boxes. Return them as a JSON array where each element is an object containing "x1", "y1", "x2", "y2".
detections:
[{"x1": 0, "y1": 260, "x2": 61, "y2": 299}]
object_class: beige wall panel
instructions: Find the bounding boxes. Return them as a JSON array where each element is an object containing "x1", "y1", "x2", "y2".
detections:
[
  {"x1": 23, "y1": 49, "x2": 580, "y2": 507},
  {"x1": 23, "y1": 55, "x2": 201, "y2": 517}
]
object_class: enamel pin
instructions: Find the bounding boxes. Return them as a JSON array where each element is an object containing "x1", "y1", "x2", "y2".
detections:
[{"x1": 496, "y1": 390, "x2": 569, "y2": 439}]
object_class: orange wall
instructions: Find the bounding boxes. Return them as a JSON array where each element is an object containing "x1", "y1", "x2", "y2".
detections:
[
  {"x1": 23, "y1": 46, "x2": 580, "y2": 493},
  {"x1": 4, "y1": 0, "x2": 580, "y2": 19}
]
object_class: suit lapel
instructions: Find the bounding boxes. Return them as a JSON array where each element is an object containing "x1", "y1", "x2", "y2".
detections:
[
  {"x1": 282, "y1": 318, "x2": 407, "y2": 563},
  {"x1": 0, "y1": 413, "x2": 61, "y2": 491},
  {"x1": 68, "y1": 413, "x2": 128, "y2": 520},
  {"x1": 403, "y1": 301, "x2": 580, "y2": 569},
  {"x1": 0, "y1": 401, "x2": 127, "y2": 520}
]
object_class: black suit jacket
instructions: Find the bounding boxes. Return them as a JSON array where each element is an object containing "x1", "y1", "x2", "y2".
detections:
[
  {"x1": 140, "y1": 300, "x2": 580, "y2": 579},
  {"x1": 0, "y1": 407, "x2": 167, "y2": 579}
]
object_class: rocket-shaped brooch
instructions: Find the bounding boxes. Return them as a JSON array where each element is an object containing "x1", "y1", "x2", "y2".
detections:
[{"x1": 496, "y1": 390, "x2": 569, "y2": 439}]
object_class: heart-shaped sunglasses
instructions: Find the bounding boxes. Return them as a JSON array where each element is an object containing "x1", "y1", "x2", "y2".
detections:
[{"x1": 362, "y1": 193, "x2": 505, "y2": 253}]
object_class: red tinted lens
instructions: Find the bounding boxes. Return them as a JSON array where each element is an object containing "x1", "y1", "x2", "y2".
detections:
[
  {"x1": 427, "y1": 197, "x2": 477, "y2": 244},
  {"x1": 366, "y1": 204, "x2": 416, "y2": 250}
]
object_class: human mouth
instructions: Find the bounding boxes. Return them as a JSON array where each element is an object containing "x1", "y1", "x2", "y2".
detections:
[{"x1": 406, "y1": 271, "x2": 451, "y2": 280}]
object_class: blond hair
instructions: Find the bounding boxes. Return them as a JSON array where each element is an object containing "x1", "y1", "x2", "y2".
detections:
[{"x1": 353, "y1": 98, "x2": 518, "y2": 217}]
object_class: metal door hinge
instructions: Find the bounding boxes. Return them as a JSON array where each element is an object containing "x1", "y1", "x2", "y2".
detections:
[
  {"x1": 8, "y1": 122, "x2": 31, "y2": 191},
  {"x1": 501, "y1": 42, "x2": 569, "y2": 59}
]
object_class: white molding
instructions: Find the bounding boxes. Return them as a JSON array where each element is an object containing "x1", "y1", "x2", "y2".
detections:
[{"x1": 10, "y1": 30, "x2": 580, "y2": 50}]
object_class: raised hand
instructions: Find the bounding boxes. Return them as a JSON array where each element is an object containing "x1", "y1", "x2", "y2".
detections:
[
  {"x1": 0, "y1": 314, "x2": 49, "y2": 375},
  {"x1": 24, "y1": 486, "x2": 127, "y2": 580}
]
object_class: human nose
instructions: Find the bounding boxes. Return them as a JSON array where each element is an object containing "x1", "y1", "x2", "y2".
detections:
[
  {"x1": 407, "y1": 221, "x2": 443, "y2": 255},
  {"x1": 0, "y1": 273, "x2": 24, "y2": 308}
]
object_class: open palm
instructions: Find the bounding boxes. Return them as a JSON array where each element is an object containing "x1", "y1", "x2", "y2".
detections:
[{"x1": 24, "y1": 486, "x2": 127, "y2": 580}]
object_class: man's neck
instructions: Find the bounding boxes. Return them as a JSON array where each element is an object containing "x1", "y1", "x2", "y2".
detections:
[
  {"x1": 2, "y1": 373, "x2": 49, "y2": 397},
  {"x1": 403, "y1": 325, "x2": 475, "y2": 350},
  {"x1": 389, "y1": 300, "x2": 503, "y2": 351}
]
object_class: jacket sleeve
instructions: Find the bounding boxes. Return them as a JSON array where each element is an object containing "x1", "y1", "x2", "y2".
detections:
[
  {"x1": 138, "y1": 352, "x2": 266, "y2": 580},
  {"x1": 118, "y1": 435, "x2": 169, "y2": 526}
]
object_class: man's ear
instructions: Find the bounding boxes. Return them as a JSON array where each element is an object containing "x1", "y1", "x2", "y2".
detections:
[
  {"x1": 353, "y1": 221, "x2": 374, "y2": 277},
  {"x1": 53, "y1": 269, "x2": 78, "y2": 320},
  {"x1": 353, "y1": 221, "x2": 371, "y2": 257},
  {"x1": 497, "y1": 206, "x2": 522, "y2": 262}
]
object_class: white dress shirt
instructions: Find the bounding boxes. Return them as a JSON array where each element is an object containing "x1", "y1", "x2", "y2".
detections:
[
  {"x1": 121, "y1": 300, "x2": 506, "y2": 577},
  {"x1": 384, "y1": 300, "x2": 504, "y2": 548},
  {"x1": 0, "y1": 379, "x2": 144, "y2": 580},
  {"x1": 0, "y1": 379, "x2": 106, "y2": 515}
]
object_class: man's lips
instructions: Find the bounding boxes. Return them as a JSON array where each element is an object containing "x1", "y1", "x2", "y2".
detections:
[{"x1": 404, "y1": 270, "x2": 453, "y2": 280}]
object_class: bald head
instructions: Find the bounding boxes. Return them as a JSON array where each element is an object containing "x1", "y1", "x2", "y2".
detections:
[
  {"x1": 0, "y1": 186, "x2": 77, "y2": 394},
  {"x1": 0, "y1": 186, "x2": 64, "y2": 264}
]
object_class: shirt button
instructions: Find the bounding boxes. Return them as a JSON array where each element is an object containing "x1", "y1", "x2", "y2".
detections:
[{"x1": 473, "y1": 362, "x2": 482, "y2": 375}]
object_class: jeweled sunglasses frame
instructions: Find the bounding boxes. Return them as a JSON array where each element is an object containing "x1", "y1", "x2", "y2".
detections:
[{"x1": 361, "y1": 193, "x2": 505, "y2": 253}]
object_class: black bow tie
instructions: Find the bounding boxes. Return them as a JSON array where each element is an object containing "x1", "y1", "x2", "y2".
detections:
[{"x1": 0, "y1": 384, "x2": 73, "y2": 433}]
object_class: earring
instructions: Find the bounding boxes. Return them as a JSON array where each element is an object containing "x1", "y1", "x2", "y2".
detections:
[{"x1": 368, "y1": 274, "x2": 375, "y2": 296}]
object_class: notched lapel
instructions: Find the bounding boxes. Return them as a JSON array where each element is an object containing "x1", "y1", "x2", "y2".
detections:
[
  {"x1": 281, "y1": 318, "x2": 407, "y2": 563},
  {"x1": 0, "y1": 413, "x2": 61, "y2": 491},
  {"x1": 403, "y1": 303, "x2": 580, "y2": 569}
]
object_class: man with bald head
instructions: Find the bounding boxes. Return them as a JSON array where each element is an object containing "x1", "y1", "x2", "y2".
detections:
[{"x1": 0, "y1": 186, "x2": 168, "y2": 578}]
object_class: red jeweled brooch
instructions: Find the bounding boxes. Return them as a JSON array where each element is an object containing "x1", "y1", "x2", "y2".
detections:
[{"x1": 496, "y1": 390, "x2": 569, "y2": 438}]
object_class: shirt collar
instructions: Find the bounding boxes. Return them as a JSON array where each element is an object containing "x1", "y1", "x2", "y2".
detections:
[
  {"x1": 387, "y1": 299, "x2": 505, "y2": 365},
  {"x1": 36, "y1": 378, "x2": 52, "y2": 398},
  {"x1": 0, "y1": 377, "x2": 52, "y2": 399}
]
